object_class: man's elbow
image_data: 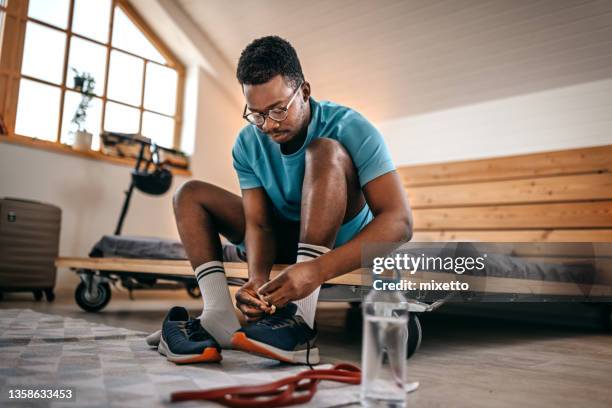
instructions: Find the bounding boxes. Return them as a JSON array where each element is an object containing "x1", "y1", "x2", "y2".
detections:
[{"x1": 397, "y1": 208, "x2": 413, "y2": 242}]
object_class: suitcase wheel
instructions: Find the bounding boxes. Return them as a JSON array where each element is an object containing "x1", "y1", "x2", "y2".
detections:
[{"x1": 33, "y1": 290, "x2": 43, "y2": 301}]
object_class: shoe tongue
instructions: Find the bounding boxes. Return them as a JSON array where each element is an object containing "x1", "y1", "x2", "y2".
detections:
[
  {"x1": 168, "y1": 306, "x2": 189, "y2": 321},
  {"x1": 275, "y1": 302, "x2": 297, "y2": 317}
]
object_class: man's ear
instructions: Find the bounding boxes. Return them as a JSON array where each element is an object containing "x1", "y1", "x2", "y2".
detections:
[{"x1": 302, "y1": 81, "x2": 311, "y2": 101}]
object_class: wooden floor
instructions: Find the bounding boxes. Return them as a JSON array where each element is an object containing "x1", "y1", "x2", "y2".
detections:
[{"x1": 1, "y1": 288, "x2": 611, "y2": 408}]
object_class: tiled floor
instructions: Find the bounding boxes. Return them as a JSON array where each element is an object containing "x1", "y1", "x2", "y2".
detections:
[{"x1": 1, "y1": 287, "x2": 611, "y2": 407}]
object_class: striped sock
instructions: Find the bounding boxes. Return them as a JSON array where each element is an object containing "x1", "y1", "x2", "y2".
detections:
[
  {"x1": 293, "y1": 243, "x2": 331, "y2": 328},
  {"x1": 194, "y1": 260, "x2": 240, "y2": 348}
]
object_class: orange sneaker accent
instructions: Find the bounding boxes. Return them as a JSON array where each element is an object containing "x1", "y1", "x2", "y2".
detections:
[
  {"x1": 231, "y1": 332, "x2": 292, "y2": 363},
  {"x1": 174, "y1": 347, "x2": 222, "y2": 364}
]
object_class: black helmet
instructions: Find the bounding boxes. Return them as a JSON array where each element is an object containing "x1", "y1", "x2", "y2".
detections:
[{"x1": 131, "y1": 167, "x2": 173, "y2": 195}]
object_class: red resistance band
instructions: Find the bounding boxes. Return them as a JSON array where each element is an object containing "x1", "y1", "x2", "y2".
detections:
[{"x1": 170, "y1": 363, "x2": 361, "y2": 408}]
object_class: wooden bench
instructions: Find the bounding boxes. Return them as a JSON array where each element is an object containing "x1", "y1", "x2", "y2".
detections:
[
  {"x1": 56, "y1": 144, "x2": 612, "y2": 303},
  {"x1": 54, "y1": 256, "x2": 611, "y2": 297}
]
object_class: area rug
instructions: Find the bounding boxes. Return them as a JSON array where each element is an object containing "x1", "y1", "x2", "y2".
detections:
[{"x1": 0, "y1": 309, "x2": 360, "y2": 407}]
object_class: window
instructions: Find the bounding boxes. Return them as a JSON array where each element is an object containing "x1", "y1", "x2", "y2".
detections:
[{"x1": 0, "y1": 0, "x2": 185, "y2": 156}]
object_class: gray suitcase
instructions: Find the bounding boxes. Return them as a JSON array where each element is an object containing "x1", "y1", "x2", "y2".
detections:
[{"x1": 0, "y1": 198, "x2": 61, "y2": 301}]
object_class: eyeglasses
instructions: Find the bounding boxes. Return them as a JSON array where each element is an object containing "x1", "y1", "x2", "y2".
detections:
[{"x1": 242, "y1": 81, "x2": 304, "y2": 127}]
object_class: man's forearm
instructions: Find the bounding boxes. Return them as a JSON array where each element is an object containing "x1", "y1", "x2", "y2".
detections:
[
  {"x1": 317, "y1": 210, "x2": 412, "y2": 282},
  {"x1": 244, "y1": 224, "x2": 277, "y2": 283}
]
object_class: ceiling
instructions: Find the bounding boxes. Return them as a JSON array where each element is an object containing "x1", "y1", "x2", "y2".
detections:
[{"x1": 177, "y1": 0, "x2": 612, "y2": 122}]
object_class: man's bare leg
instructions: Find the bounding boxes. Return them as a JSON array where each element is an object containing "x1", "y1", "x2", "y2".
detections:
[
  {"x1": 173, "y1": 180, "x2": 245, "y2": 268},
  {"x1": 294, "y1": 138, "x2": 365, "y2": 327},
  {"x1": 300, "y1": 138, "x2": 365, "y2": 246},
  {"x1": 172, "y1": 180, "x2": 246, "y2": 347}
]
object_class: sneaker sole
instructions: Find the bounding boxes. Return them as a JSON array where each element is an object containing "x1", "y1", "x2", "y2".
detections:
[
  {"x1": 231, "y1": 332, "x2": 320, "y2": 365},
  {"x1": 158, "y1": 336, "x2": 222, "y2": 364}
]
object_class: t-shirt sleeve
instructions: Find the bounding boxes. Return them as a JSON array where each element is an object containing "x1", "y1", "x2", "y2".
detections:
[
  {"x1": 338, "y1": 112, "x2": 396, "y2": 187},
  {"x1": 232, "y1": 136, "x2": 262, "y2": 189}
]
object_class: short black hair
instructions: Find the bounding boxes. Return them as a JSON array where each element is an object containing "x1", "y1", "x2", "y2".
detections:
[{"x1": 236, "y1": 36, "x2": 304, "y2": 88}]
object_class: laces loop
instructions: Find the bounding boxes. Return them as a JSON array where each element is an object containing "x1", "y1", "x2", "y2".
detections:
[
  {"x1": 178, "y1": 319, "x2": 211, "y2": 342},
  {"x1": 257, "y1": 314, "x2": 296, "y2": 329}
]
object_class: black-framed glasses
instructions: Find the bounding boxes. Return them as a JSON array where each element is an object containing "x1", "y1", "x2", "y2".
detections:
[{"x1": 242, "y1": 81, "x2": 304, "y2": 127}]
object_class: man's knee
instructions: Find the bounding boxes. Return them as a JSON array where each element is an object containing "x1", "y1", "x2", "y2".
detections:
[
  {"x1": 305, "y1": 138, "x2": 351, "y2": 170},
  {"x1": 173, "y1": 180, "x2": 210, "y2": 210}
]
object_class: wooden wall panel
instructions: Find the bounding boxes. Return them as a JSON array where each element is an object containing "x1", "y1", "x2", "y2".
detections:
[
  {"x1": 399, "y1": 145, "x2": 612, "y2": 187},
  {"x1": 412, "y1": 201, "x2": 612, "y2": 230},
  {"x1": 412, "y1": 230, "x2": 612, "y2": 243},
  {"x1": 407, "y1": 173, "x2": 612, "y2": 208}
]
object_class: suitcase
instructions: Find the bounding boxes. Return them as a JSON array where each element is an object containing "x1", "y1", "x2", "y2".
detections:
[{"x1": 0, "y1": 198, "x2": 61, "y2": 301}]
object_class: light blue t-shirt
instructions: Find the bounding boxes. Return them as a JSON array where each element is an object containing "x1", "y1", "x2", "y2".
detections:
[{"x1": 232, "y1": 97, "x2": 395, "y2": 234}]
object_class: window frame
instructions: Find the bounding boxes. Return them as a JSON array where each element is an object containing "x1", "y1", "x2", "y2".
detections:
[{"x1": 0, "y1": 0, "x2": 188, "y2": 174}]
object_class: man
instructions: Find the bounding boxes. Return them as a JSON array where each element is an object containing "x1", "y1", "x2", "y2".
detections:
[{"x1": 159, "y1": 36, "x2": 412, "y2": 365}]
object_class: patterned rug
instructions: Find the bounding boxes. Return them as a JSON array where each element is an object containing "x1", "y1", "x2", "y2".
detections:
[{"x1": 0, "y1": 309, "x2": 360, "y2": 407}]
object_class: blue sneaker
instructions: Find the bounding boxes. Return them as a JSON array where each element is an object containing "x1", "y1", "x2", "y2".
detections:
[
  {"x1": 158, "y1": 306, "x2": 222, "y2": 364},
  {"x1": 231, "y1": 303, "x2": 319, "y2": 365}
]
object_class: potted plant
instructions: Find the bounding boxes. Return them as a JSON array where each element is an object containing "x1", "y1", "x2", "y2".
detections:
[{"x1": 70, "y1": 68, "x2": 96, "y2": 151}]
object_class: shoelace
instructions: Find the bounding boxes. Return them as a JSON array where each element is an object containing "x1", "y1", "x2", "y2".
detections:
[
  {"x1": 170, "y1": 363, "x2": 361, "y2": 408},
  {"x1": 257, "y1": 311, "x2": 296, "y2": 329},
  {"x1": 179, "y1": 319, "x2": 212, "y2": 342}
]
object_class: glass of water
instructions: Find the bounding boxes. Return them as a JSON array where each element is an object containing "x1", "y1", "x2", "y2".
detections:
[{"x1": 361, "y1": 289, "x2": 409, "y2": 407}]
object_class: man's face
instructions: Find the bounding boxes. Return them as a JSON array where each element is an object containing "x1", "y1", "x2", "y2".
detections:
[{"x1": 242, "y1": 75, "x2": 310, "y2": 145}]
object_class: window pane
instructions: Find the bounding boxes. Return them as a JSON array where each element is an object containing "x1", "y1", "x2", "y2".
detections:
[
  {"x1": 144, "y1": 63, "x2": 177, "y2": 115},
  {"x1": 15, "y1": 79, "x2": 60, "y2": 141},
  {"x1": 142, "y1": 111, "x2": 174, "y2": 148},
  {"x1": 61, "y1": 91, "x2": 103, "y2": 150},
  {"x1": 67, "y1": 37, "x2": 106, "y2": 95},
  {"x1": 28, "y1": 0, "x2": 69, "y2": 29},
  {"x1": 72, "y1": 0, "x2": 111, "y2": 43},
  {"x1": 111, "y1": 7, "x2": 165, "y2": 64},
  {"x1": 0, "y1": 11, "x2": 5, "y2": 54},
  {"x1": 104, "y1": 101, "x2": 140, "y2": 134},
  {"x1": 21, "y1": 22, "x2": 66, "y2": 84},
  {"x1": 107, "y1": 50, "x2": 143, "y2": 106}
]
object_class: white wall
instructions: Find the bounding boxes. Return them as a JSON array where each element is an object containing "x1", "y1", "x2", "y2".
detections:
[
  {"x1": 188, "y1": 67, "x2": 243, "y2": 194},
  {"x1": 377, "y1": 78, "x2": 612, "y2": 166}
]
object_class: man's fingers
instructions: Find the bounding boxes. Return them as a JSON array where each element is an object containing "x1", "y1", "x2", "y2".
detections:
[
  {"x1": 238, "y1": 304, "x2": 265, "y2": 318},
  {"x1": 257, "y1": 276, "x2": 282, "y2": 296},
  {"x1": 262, "y1": 292, "x2": 290, "y2": 308},
  {"x1": 236, "y1": 290, "x2": 268, "y2": 309}
]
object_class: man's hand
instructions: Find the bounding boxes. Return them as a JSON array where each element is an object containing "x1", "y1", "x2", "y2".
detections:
[
  {"x1": 235, "y1": 279, "x2": 272, "y2": 322},
  {"x1": 257, "y1": 260, "x2": 324, "y2": 308}
]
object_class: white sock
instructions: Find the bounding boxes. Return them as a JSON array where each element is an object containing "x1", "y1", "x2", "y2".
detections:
[
  {"x1": 194, "y1": 260, "x2": 240, "y2": 348},
  {"x1": 293, "y1": 243, "x2": 331, "y2": 328}
]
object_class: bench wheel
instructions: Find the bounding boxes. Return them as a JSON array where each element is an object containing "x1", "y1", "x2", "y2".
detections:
[
  {"x1": 186, "y1": 283, "x2": 201, "y2": 299},
  {"x1": 407, "y1": 314, "x2": 422, "y2": 359},
  {"x1": 75, "y1": 281, "x2": 111, "y2": 312}
]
